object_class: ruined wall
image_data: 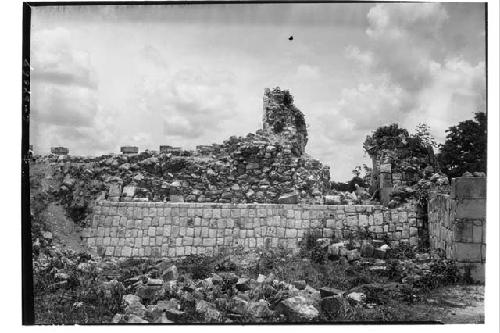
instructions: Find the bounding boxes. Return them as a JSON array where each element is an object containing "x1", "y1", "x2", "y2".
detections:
[
  {"x1": 262, "y1": 87, "x2": 308, "y2": 156},
  {"x1": 82, "y1": 201, "x2": 423, "y2": 258},
  {"x1": 53, "y1": 88, "x2": 330, "y2": 206},
  {"x1": 427, "y1": 177, "x2": 486, "y2": 282}
]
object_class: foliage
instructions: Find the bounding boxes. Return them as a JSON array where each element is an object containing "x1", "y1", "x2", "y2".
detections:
[
  {"x1": 414, "y1": 123, "x2": 438, "y2": 148},
  {"x1": 299, "y1": 231, "x2": 327, "y2": 264},
  {"x1": 33, "y1": 250, "x2": 125, "y2": 324},
  {"x1": 414, "y1": 259, "x2": 461, "y2": 291},
  {"x1": 437, "y1": 112, "x2": 487, "y2": 179},
  {"x1": 177, "y1": 254, "x2": 218, "y2": 279},
  {"x1": 363, "y1": 123, "x2": 410, "y2": 156}
]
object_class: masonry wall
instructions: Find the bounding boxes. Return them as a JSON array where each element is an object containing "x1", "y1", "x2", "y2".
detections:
[
  {"x1": 82, "y1": 201, "x2": 423, "y2": 258},
  {"x1": 427, "y1": 177, "x2": 486, "y2": 282}
]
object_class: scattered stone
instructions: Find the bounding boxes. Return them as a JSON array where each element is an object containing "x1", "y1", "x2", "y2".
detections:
[
  {"x1": 276, "y1": 296, "x2": 320, "y2": 321},
  {"x1": 122, "y1": 294, "x2": 142, "y2": 307},
  {"x1": 229, "y1": 296, "x2": 249, "y2": 314},
  {"x1": 346, "y1": 292, "x2": 366, "y2": 304},
  {"x1": 236, "y1": 277, "x2": 251, "y2": 291},
  {"x1": 162, "y1": 265, "x2": 178, "y2": 281},
  {"x1": 292, "y1": 280, "x2": 306, "y2": 290},
  {"x1": 124, "y1": 301, "x2": 146, "y2": 317},
  {"x1": 347, "y1": 249, "x2": 361, "y2": 261},
  {"x1": 125, "y1": 314, "x2": 148, "y2": 323},
  {"x1": 247, "y1": 300, "x2": 273, "y2": 318},
  {"x1": 278, "y1": 193, "x2": 299, "y2": 204},
  {"x1": 256, "y1": 274, "x2": 266, "y2": 283},
  {"x1": 320, "y1": 296, "x2": 345, "y2": 318},
  {"x1": 147, "y1": 278, "x2": 164, "y2": 286},
  {"x1": 319, "y1": 287, "x2": 344, "y2": 299},
  {"x1": 360, "y1": 242, "x2": 374, "y2": 257},
  {"x1": 195, "y1": 300, "x2": 222, "y2": 322}
]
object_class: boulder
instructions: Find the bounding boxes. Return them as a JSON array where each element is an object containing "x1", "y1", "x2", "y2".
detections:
[
  {"x1": 278, "y1": 193, "x2": 298, "y2": 204},
  {"x1": 346, "y1": 292, "x2": 366, "y2": 304},
  {"x1": 219, "y1": 272, "x2": 239, "y2": 284},
  {"x1": 124, "y1": 301, "x2": 146, "y2": 317},
  {"x1": 292, "y1": 280, "x2": 306, "y2": 290},
  {"x1": 228, "y1": 296, "x2": 249, "y2": 315},
  {"x1": 256, "y1": 274, "x2": 266, "y2": 283},
  {"x1": 360, "y1": 242, "x2": 374, "y2": 257},
  {"x1": 327, "y1": 242, "x2": 345, "y2": 257},
  {"x1": 162, "y1": 265, "x2": 178, "y2": 281},
  {"x1": 346, "y1": 249, "x2": 361, "y2": 261},
  {"x1": 122, "y1": 294, "x2": 142, "y2": 307},
  {"x1": 247, "y1": 300, "x2": 273, "y2": 318},
  {"x1": 153, "y1": 312, "x2": 174, "y2": 324},
  {"x1": 125, "y1": 314, "x2": 148, "y2": 323},
  {"x1": 136, "y1": 284, "x2": 163, "y2": 302},
  {"x1": 236, "y1": 277, "x2": 251, "y2": 291},
  {"x1": 319, "y1": 287, "x2": 344, "y2": 299},
  {"x1": 324, "y1": 195, "x2": 341, "y2": 205},
  {"x1": 319, "y1": 296, "x2": 345, "y2": 319},
  {"x1": 276, "y1": 296, "x2": 320, "y2": 321},
  {"x1": 195, "y1": 300, "x2": 222, "y2": 322},
  {"x1": 147, "y1": 278, "x2": 164, "y2": 286}
]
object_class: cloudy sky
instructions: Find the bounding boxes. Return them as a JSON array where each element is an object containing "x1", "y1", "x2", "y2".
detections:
[{"x1": 29, "y1": 2, "x2": 486, "y2": 180}]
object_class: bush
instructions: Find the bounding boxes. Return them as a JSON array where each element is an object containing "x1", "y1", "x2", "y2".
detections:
[
  {"x1": 177, "y1": 254, "x2": 215, "y2": 279},
  {"x1": 299, "y1": 231, "x2": 327, "y2": 264}
]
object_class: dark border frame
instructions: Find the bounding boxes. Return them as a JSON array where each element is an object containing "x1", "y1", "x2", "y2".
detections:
[{"x1": 21, "y1": 0, "x2": 488, "y2": 325}]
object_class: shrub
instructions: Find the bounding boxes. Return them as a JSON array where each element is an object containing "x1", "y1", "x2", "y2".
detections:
[{"x1": 177, "y1": 254, "x2": 215, "y2": 279}]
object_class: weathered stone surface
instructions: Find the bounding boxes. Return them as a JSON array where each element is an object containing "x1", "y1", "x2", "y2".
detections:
[
  {"x1": 451, "y1": 177, "x2": 486, "y2": 199},
  {"x1": 195, "y1": 300, "x2": 222, "y2": 322},
  {"x1": 162, "y1": 265, "x2": 179, "y2": 281},
  {"x1": 319, "y1": 296, "x2": 345, "y2": 318},
  {"x1": 247, "y1": 300, "x2": 273, "y2": 318},
  {"x1": 278, "y1": 193, "x2": 299, "y2": 204},
  {"x1": 276, "y1": 296, "x2": 319, "y2": 321},
  {"x1": 319, "y1": 287, "x2": 344, "y2": 299}
]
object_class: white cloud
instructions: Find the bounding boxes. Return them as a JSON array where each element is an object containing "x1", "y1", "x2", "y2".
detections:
[
  {"x1": 295, "y1": 64, "x2": 321, "y2": 80},
  {"x1": 30, "y1": 27, "x2": 117, "y2": 155},
  {"x1": 366, "y1": 3, "x2": 448, "y2": 40},
  {"x1": 339, "y1": 3, "x2": 485, "y2": 145},
  {"x1": 136, "y1": 67, "x2": 238, "y2": 141}
]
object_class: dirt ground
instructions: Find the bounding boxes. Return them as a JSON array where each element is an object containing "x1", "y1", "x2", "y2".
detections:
[{"x1": 406, "y1": 284, "x2": 484, "y2": 324}]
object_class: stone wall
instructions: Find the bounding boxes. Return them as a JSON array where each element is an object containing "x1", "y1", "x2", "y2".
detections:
[
  {"x1": 427, "y1": 177, "x2": 486, "y2": 282},
  {"x1": 82, "y1": 201, "x2": 423, "y2": 258}
]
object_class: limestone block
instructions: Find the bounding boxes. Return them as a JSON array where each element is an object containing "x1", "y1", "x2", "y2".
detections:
[
  {"x1": 122, "y1": 246, "x2": 132, "y2": 257},
  {"x1": 451, "y1": 177, "x2": 486, "y2": 199},
  {"x1": 286, "y1": 229, "x2": 297, "y2": 238},
  {"x1": 455, "y1": 199, "x2": 486, "y2": 219},
  {"x1": 358, "y1": 215, "x2": 368, "y2": 227},
  {"x1": 453, "y1": 242, "x2": 482, "y2": 262}
]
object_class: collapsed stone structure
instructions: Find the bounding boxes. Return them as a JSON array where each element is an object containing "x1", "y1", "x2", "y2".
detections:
[
  {"x1": 51, "y1": 88, "x2": 330, "y2": 205},
  {"x1": 121, "y1": 146, "x2": 139, "y2": 154},
  {"x1": 51, "y1": 147, "x2": 69, "y2": 155},
  {"x1": 364, "y1": 127, "x2": 437, "y2": 204}
]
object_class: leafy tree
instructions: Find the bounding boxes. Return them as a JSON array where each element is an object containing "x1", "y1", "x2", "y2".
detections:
[
  {"x1": 363, "y1": 123, "x2": 409, "y2": 156},
  {"x1": 413, "y1": 123, "x2": 438, "y2": 148},
  {"x1": 437, "y1": 112, "x2": 487, "y2": 178}
]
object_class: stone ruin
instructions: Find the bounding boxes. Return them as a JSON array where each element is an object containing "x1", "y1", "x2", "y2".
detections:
[
  {"x1": 50, "y1": 146, "x2": 69, "y2": 155},
  {"x1": 52, "y1": 88, "x2": 331, "y2": 205},
  {"x1": 262, "y1": 87, "x2": 308, "y2": 156},
  {"x1": 120, "y1": 146, "x2": 139, "y2": 154},
  {"x1": 367, "y1": 138, "x2": 437, "y2": 204}
]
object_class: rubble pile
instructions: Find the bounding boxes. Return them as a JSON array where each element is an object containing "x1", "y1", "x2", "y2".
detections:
[
  {"x1": 34, "y1": 88, "x2": 330, "y2": 210},
  {"x1": 33, "y1": 241, "x2": 460, "y2": 324}
]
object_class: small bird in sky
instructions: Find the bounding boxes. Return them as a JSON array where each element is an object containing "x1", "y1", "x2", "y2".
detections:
[{"x1": 288, "y1": 35, "x2": 294, "y2": 41}]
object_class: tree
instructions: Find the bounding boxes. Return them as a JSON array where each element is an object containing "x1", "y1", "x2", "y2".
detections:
[
  {"x1": 413, "y1": 123, "x2": 438, "y2": 148},
  {"x1": 437, "y1": 112, "x2": 487, "y2": 179}
]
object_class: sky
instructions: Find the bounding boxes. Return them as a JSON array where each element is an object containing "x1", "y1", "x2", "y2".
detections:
[{"x1": 29, "y1": 2, "x2": 486, "y2": 181}]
